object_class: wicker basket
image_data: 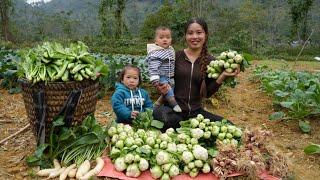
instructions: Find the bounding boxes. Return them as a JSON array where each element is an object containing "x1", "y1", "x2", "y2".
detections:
[{"x1": 20, "y1": 79, "x2": 100, "y2": 134}]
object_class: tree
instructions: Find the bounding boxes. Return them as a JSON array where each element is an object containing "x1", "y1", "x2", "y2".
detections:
[
  {"x1": 140, "y1": 1, "x2": 173, "y2": 40},
  {"x1": 238, "y1": 0, "x2": 268, "y2": 51},
  {"x1": 98, "y1": 0, "x2": 127, "y2": 39},
  {"x1": 190, "y1": 0, "x2": 216, "y2": 18},
  {"x1": 287, "y1": 0, "x2": 314, "y2": 41},
  {"x1": 140, "y1": 0, "x2": 190, "y2": 40},
  {"x1": 114, "y1": 0, "x2": 127, "y2": 39},
  {"x1": 59, "y1": 11, "x2": 78, "y2": 39},
  {"x1": 0, "y1": 0, "x2": 13, "y2": 41},
  {"x1": 99, "y1": 0, "x2": 112, "y2": 37}
]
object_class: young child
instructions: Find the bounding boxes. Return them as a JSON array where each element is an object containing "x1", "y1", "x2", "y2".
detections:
[
  {"x1": 111, "y1": 65, "x2": 153, "y2": 124},
  {"x1": 146, "y1": 26, "x2": 182, "y2": 112}
]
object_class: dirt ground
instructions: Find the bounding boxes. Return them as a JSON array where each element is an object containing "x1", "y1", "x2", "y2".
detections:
[{"x1": 0, "y1": 60, "x2": 319, "y2": 180}]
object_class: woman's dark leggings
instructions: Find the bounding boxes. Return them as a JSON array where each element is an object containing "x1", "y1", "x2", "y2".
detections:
[{"x1": 153, "y1": 105, "x2": 232, "y2": 131}]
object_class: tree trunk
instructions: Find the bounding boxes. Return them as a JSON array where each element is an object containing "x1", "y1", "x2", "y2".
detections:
[
  {"x1": 191, "y1": 0, "x2": 196, "y2": 17},
  {"x1": 115, "y1": 9, "x2": 121, "y2": 39},
  {"x1": 115, "y1": 0, "x2": 126, "y2": 39},
  {"x1": 0, "y1": 0, "x2": 13, "y2": 41},
  {"x1": 251, "y1": 32, "x2": 254, "y2": 52},
  {"x1": 301, "y1": 11, "x2": 308, "y2": 41},
  {"x1": 98, "y1": 0, "x2": 109, "y2": 37}
]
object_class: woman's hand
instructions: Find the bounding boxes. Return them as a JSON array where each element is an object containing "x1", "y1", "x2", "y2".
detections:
[
  {"x1": 157, "y1": 83, "x2": 170, "y2": 95},
  {"x1": 216, "y1": 65, "x2": 240, "y2": 84},
  {"x1": 152, "y1": 80, "x2": 170, "y2": 95}
]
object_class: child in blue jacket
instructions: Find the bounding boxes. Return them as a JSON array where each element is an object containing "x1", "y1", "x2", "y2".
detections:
[{"x1": 111, "y1": 65, "x2": 153, "y2": 123}]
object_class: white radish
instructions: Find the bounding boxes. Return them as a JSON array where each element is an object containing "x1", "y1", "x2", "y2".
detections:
[
  {"x1": 76, "y1": 160, "x2": 91, "y2": 179},
  {"x1": 59, "y1": 164, "x2": 76, "y2": 180},
  {"x1": 53, "y1": 159, "x2": 61, "y2": 169},
  {"x1": 79, "y1": 157, "x2": 105, "y2": 180},
  {"x1": 47, "y1": 167, "x2": 66, "y2": 179},
  {"x1": 68, "y1": 168, "x2": 77, "y2": 178},
  {"x1": 36, "y1": 168, "x2": 56, "y2": 176},
  {"x1": 37, "y1": 159, "x2": 61, "y2": 176}
]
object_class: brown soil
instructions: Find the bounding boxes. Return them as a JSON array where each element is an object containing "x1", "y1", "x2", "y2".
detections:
[{"x1": 0, "y1": 60, "x2": 319, "y2": 180}]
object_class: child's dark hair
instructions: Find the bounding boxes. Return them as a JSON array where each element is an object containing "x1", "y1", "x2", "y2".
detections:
[
  {"x1": 118, "y1": 64, "x2": 142, "y2": 86},
  {"x1": 155, "y1": 26, "x2": 171, "y2": 37}
]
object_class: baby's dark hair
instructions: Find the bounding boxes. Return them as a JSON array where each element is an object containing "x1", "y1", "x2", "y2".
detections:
[
  {"x1": 118, "y1": 64, "x2": 142, "y2": 86},
  {"x1": 155, "y1": 26, "x2": 171, "y2": 37}
]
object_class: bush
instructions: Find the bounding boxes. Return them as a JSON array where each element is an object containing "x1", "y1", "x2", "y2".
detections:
[{"x1": 86, "y1": 37, "x2": 147, "y2": 55}]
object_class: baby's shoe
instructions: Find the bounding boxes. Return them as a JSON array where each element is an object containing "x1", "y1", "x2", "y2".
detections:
[{"x1": 173, "y1": 105, "x2": 182, "y2": 112}]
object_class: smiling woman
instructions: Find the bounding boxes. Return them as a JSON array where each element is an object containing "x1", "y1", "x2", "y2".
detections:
[{"x1": 153, "y1": 18, "x2": 240, "y2": 130}]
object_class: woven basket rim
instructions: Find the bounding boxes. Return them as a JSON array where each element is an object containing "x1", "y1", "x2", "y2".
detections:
[
  {"x1": 19, "y1": 78, "x2": 97, "y2": 85},
  {"x1": 20, "y1": 78, "x2": 99, "y2": 137}
]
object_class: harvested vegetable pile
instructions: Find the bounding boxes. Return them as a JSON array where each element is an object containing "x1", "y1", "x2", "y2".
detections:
[
  {"x1": 35, "y1": 157, "x2": 104, "y2": 179},
  {"x1": 210, "y1": 128, "x2": 290, "y2": 179},
  {"x1": 107, "y1": 113, "x2": 245, "y2": 179},
  {"x1": 106, "y1": 114, "x2": 290, "y2": 180},
  {"x1": 238, "y1": 128, "x2": 290, "y2": 178},
  {"x1": 19, "y1": 41, "x2": 108, "y2": 83},
  {"x1": 207, "y1": 50, "x2": 251, "y2": 87}
]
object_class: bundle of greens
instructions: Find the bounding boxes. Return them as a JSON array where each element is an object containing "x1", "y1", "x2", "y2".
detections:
[
  {"x1": 132, "y1": 109, "x2": 164, "y2": 130},
  {"x1": 178, "y1": 114, "x2": 242, "y2": 148},
  {"x1": 19, "y1": 41, "x2": 108, "y2": 83},
  {"x1": 207, "y1": 50, "x2": 252, "y2": 87},
  {"x1": 26, "y1": 114, "x2": 108, "y2": 168}
]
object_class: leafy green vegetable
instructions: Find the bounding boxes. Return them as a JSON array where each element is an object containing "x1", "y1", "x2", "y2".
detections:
[
  {"x1": 19, "y1": 41, "x2": 108, "y2": 83},
  {"x1": 268, "y1": 111, "x2": 285, "y2": 120},
  {"x1": 299, "y1": 120, "x2": 311, "y2": 133},
  {"x1": 304, "y1": 143, "x2": 320, "y2": 154},
  {"x1": 0, "y1": 48, "x2": 21, "y2": 93},
  {"x1": 132, "y1": 109, "x2": 164, "y2": 130},
  {"x1": 26, "y1": 114, "x2": 108, "y2": 168},
  {"x1": 207, "y1": 50, "x2": 251, "y2": 88},
  {"x1": 254, "y1": 65, "x2": 320, "y2": 132}
]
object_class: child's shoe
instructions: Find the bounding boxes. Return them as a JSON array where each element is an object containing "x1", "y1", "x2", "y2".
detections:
[
  {"x1": 173, "y1": 105, "x2": 182, "y2": 112},
  {"x1": 167, "y1": 96, "x2": 182, "y2": 112}
]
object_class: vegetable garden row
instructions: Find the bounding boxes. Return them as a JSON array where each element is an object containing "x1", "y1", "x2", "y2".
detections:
[{"x1": 0, "y1": 42, "x2": 320, "y2": 179}]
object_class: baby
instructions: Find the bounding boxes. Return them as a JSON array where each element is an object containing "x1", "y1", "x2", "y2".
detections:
[{"x1": 146, "y1": 26, "x2": 182, "y2": 112}]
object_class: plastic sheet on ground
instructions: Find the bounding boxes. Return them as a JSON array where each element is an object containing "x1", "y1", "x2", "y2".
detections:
[{"x1": 98, "y1": 157, "x2": 279, "y2": 180}]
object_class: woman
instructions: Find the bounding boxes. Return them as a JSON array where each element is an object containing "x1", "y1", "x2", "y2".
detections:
[{"x1": 153, "y1": 18, "x2": 239, "y2": 130}]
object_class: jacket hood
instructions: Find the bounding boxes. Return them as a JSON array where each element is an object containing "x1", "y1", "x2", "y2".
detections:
[
  {"x1": 115, "y1": 82, "x2": 131, "y2": 91},
  {"x1": 114, "y1": 82, "x2": 141, "y2": 96},
  {"x1": 147, "y1": 43, "x2": 174, "y2": 54}
]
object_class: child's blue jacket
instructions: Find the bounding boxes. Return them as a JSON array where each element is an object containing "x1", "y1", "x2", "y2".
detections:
[{"x1": 111, "y1": 82, "x2": 153, "y2": 123}]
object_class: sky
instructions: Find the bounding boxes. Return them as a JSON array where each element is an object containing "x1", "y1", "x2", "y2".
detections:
[{"x1": 26, "y1": 0, "x2": 52, "y2": 4}]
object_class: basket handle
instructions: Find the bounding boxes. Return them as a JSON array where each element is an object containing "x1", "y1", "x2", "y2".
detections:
[
  {"x1": 32, "y1": 90, "x2": 46, "y2": 145},
  {"x1": 57, "y1": 89, "x2": 83, "y2": 127}
]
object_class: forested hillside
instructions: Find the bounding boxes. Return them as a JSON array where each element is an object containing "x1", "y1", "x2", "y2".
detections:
[
  {"x1": 1, "y1": 0, "x2": 320, "y2": 57},
  {"x1": 11, "y1": 0, "x2": 162, "y2": 40}
]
